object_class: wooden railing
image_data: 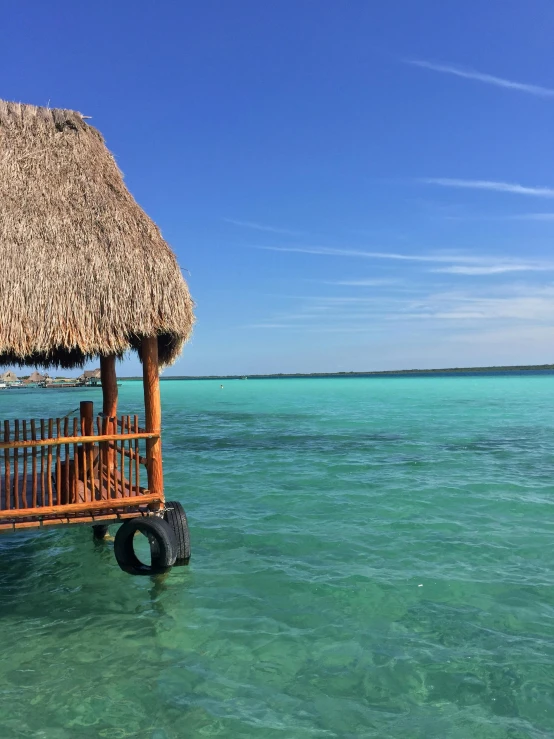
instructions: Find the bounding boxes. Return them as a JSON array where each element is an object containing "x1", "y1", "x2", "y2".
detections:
[{"x1": 0, "y1": 414, "x2": 158, "y2": 518}]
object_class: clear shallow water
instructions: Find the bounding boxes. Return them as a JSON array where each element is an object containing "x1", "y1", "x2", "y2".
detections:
[{"x1": 0, "y1": 375, "x2": 553, "y2": 738}]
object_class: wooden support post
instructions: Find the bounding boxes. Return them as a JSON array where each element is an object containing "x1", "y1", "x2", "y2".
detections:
[
  {"x1": 100, "y1": 355, "x2": 118, "y2": 419},
  {"x1": 80, "y1": 401, "x2": 94, "y2": 437},
  {"x1": 142, "y1": 336, "x2": 163, "y2": 505},
  {"x1": 100, "y1": 355, "x2": 118, "y2": 482}
]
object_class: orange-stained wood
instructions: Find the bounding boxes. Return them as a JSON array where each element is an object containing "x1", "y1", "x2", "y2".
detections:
[
  {"x1": 80, "y1": 402, "x2": 93, "y2": 503},
  {"x1": 4, "y1": 421, "x2": 10, "y2": 510},
  {"x1": 106, "y1": 417, "x2": 113, "y2": 500},
  {"x1": 105, "y1": 442, "x2": 147, "y2": 467},
  {"x1": 97, "y1": 416, "x2": 106, "y2": 500},
  {"x1": 0, "y1": 491, "x2": 162, "y2": 519},
  {"x1": 73, "y1": 418, "x2": 79, "y2": 504},
  {"x1": 63, "y1": 418, "x2": 70, "y2": 504},
  {"x1": 101, "y1": 355, "x2": 118, "y2": 475},
  {"x1": 100, "y1": 356, "x2": 118, "y2": 418},
  {"x1": 47, "y1": 419, "x2": 53, "y2": 506},
  {"x1": 142, "y1": 336, "x2": 163, "y2": 503},
  {"x1": 0, "y1": 509, "x2": 153, "y2": 533},
  {"x1": 117, "y1": 418, "x2": 146, "y2": 434},
  {"x1": 22, "y1": 421, "x2": 28, "y2": 509},
  {"x1": 40, "y1": 419, "x2": 45, "y2": 507},
  {"x1": 134, "y1": 415, "x2": 140, "y2": 497},
  {"x1": 14, "y1": 420, "x2": 19, "y2": 509},
  {"x1": 31, "y1": 420, "x2": 37, "y2": 508},
  {"x1": 56, "y1": 418, "x2": 61, "y2": 505},
  {"x1": 127, "y1": 416, "x2": 133, "y2": 495},
  {"x1": 0, "y1": 431, "x2": 156, "y2": 451},
  {"x1": 113, "y1": 415, "x2": 119, "y2": 498}
]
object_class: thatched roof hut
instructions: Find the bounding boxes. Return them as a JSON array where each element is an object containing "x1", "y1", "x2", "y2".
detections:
[
  {"x1": 78, "y1": 368, "x2": 101, "y2": 381},
  {"x1": 0, "y1": 99, "x2": 194, "y2": 369},
  {"x1": 0, "y1": 371, "x2": 17, "y2": 383},
  {"x1": 78, "y1": 368, "x2": 101, "y2": 385},
  {"x1": 25, "y1": 370, "x2": 47, "y2": 383}
]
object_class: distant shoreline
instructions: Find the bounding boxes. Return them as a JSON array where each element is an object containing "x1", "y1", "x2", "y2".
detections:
[{"x1": 119, "y1": 365, "x2": 554, "y2": 381}]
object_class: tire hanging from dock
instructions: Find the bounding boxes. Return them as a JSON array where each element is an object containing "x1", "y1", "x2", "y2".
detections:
[
  {"x1": 163, "y1": 501, "x2": 191, "y2": 564},
  {"x1": 114, "y1": 517, "x2": 177, "y2": 575}
]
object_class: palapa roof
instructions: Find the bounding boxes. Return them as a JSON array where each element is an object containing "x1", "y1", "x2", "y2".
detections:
[
  {"x1": 0, "y1": 371, "x2": 17, "y2": 382},
  {"x1": 0, "y1": 100, "x2": 194, "y2": 369},
  {"x1": 26, "y1": 371, "x2": 47, "y2": 382},
  {"x1": 78, "y1": 368, "x2": 101, "y2": 380}
]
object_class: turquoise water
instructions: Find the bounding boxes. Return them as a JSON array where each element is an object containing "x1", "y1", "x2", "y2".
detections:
[{"x1": 0, "y1": 375, "x2": 553, "y2": 738}]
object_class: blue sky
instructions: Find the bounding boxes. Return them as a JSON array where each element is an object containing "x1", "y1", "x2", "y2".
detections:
[{"x1": 4, "y1": 0, "x2": 554, "y2": 375}]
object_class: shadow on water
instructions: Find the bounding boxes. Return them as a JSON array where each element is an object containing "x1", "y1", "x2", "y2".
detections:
[
  {"x1": 175, "y1": 410, "x2": 311, "y2": 423},
  {"x1": 0, "y1": 527, "x2": 175, "y2": 621},
  {"x1": 166, "y1": 431, "x2": 408, "y2": 454}
]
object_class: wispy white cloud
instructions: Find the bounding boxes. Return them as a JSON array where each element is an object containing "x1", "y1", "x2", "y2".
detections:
[
  {"x1": 420, "y1": 178, "x2": 554, "y2": 198},
  {"x1": 224, "y1": 219, "x2": 303, "y2": 236},
  {"x1": 243, "y1": 323, "x2": 383, "y2": 333},
  {"x1": 433, "y1": 264, "x2": 550, "y2": 275},
  {"x1": 390, "y1": 285, "x2": 554, "y2": 322},
  {"x1": 407, "y1": 59, "x2": 554, "y2": 98},
  {"x1": 255, "y1": 244, "x2": 481, "y2": 262},
  {"x1": 509, "y1": 213, "x2": 554, "y2": 221},
  {"x1": 440, "y1": 212, "x2": 554, "y2": 223},
  {"x1": 253, "y1": 244, "x2": 554, "y2": 274},
  {"x1": 321, "y1": 278, "x2": 402, "y2": 287},
  {"x1": 246, "y1": 283, "x2": 554, "y2": 332},
  {"x1": 453, "y1": 324, "x2": 554, "y2": 347}
]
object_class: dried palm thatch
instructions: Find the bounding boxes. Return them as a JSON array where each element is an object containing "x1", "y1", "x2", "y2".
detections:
[{"x1": 0, "y1": 100, "x2": 194, "y2": 368}]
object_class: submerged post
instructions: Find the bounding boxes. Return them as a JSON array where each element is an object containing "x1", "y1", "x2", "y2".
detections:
[{"x1": 142, "y1": 336, "x2": 163, "y2": 504}]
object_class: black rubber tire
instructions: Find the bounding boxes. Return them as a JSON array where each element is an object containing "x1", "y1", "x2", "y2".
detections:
[
  {"x1": 114, "y1": 516, "x2": 177, "y2": 575},
  {"x1": 163, "y1": 501, "x2": 191, "y2": 565},
  {"x1": 92, "y1": 524, "x2": 109, "y2": 540}
]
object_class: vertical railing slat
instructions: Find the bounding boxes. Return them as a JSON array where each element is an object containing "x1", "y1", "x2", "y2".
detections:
[
  {"x1": 4, "y1": 421, "x2": 10, "y2": 510},
  {"x1": 73, "y1": 418, "x2": 79, "y2": 503},
  {"x1": 101, "y1": 416, "x2": 107, "y2": 500},
  {"x1": 113, "y1": 416, "x2": 119, "y2": 498},
  {"x1": 22, "y1": 421, "x2": 28, "y2": 508},
  {"x1": 0, "y1": 421, "x2": 3, "y2": 510},
  {"x1": 64, "y1": 418, "x2": 69, "y2": 505},
  {"x1": 31, "y1": 420, "x2": 37, "y2": 508},
  {"x1": 106, "y1": 417, "x2": 113, "y2": 500},
  {"x1": 88, "y1": 435, "x2": 95, "y2": 503},
  {"x1": 96, "y1": 417, "x2": 103, "y2": 500},
  {"x1": 134, "y1": 416, "x2": 140, "y2": 495},
  {"x1": 55, "y1": 419, "x2": 61, "y2": 505},
  {"x1": 120, "y1": 415, "x2": 126, "y2": 497},
  {"x1": 47, "y1": 419, "x2": 53, "y2": 507},
  {"x1": 13, "y1": 420, "x2": 19, "y2": 509},
  {"x1": 127, "y1": 415, "x2": 132, "y2": 499},
  {"x1": 40, "y1": 419, "x2": 45, "y2": 507}
]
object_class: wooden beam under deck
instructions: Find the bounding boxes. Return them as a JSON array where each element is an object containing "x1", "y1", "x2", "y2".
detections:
[
  {"x1": 0, "y1": 507, "x2": 158, "y2": 533},
  {"x1": 0, "y1": 491, "x2": 162, "y2": 520}
]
